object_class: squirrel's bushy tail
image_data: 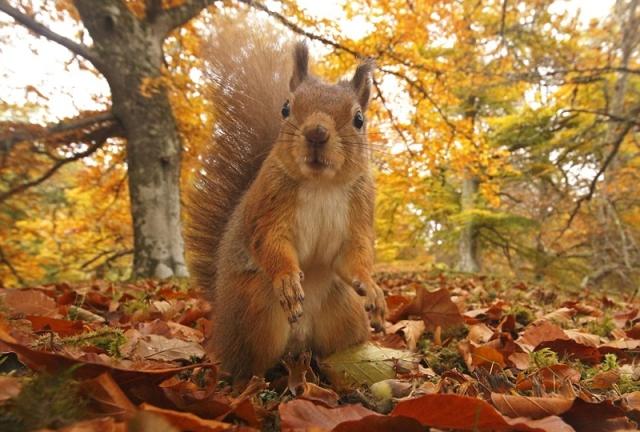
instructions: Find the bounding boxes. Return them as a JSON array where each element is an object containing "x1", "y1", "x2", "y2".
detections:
[{"x1": 185, "y1": 20, "x2": 292, "y2": 293}]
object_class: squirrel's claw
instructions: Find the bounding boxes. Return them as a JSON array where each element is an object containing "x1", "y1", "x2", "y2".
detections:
[
  {"x1": 351, "y1": 277, "x2": 387, "y2": 333},
  {"x1": 275, "y1": 271, "x2": 305, "y2": 324}
]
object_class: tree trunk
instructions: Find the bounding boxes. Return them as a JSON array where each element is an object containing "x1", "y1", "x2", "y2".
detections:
[
  {"x1": 74, "y1": 0, "x2": 187, "y2": 278},
  {"x1": 458, "y1": 93, "x2": 481, "y2": 273},
  {"x1": 458, "y1": 174, "x2": 481, "y2": 273}
]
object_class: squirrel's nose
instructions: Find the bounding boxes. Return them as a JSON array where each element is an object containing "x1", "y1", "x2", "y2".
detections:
[{"x1": 304, "y1": 124, "x2": 329, "y2": 148}]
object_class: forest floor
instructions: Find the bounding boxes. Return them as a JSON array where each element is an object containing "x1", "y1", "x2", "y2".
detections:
[{"x1": 0, "y1": 270, "x2": 639, "y2": 431}]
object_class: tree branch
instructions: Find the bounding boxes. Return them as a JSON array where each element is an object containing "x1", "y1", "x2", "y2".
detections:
[
  {"x1": 0, "y1": 245, "x2": 25, "y2": 286},
  {"x1": 0, "y1": 114, "x2": 122, "y2": 203},
  {"x1": 153, "y1": 0, "x2": 220, "y2": 35},
  {"x1": 0, "y1": 111, "x2": 116, "y2": 152},
  {"x1": 240, "y1": 0, "x2": 362, "y2": 57},
  {"x1": 0, "y1": 0, "x2": 101, "y2": 67},
  {"x1": 559, "y1": 104, "x2": 640, "y2": 235},
  {"x1": 560, "y1": 108, "x2": 640, "y2": 127},
  {"x1": 145, "y1": 0, "x2": 162, "y2": 22}
]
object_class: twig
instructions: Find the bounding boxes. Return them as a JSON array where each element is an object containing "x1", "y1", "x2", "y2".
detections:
[{"x1": 0, "y1": 0, "x2": 100, "y2": 67}]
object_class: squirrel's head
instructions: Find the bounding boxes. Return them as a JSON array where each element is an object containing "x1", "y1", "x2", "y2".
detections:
[{"x1": 274, "y1": 42, "x2": 374, "y2": 182}]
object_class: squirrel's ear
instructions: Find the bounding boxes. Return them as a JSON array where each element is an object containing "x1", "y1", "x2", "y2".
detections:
[
  {"x1": 351, "y1": 59, "x2": 375, "y2": 109},
  {"x1": 289, "y1": 41, "x2": 309, "y2": 92}
]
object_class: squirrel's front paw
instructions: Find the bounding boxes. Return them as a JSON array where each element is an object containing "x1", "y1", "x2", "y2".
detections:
[
  {"x1": 352, "y1": 278, "x2": 387, "y2": 333},
  {"x1": 274, "y1": 271, "x2": 305, "y2": 323}
]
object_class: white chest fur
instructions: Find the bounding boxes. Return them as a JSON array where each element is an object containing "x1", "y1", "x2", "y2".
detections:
[{"x1": 294, "y1": 183, "x2": 350, "y2": 268}]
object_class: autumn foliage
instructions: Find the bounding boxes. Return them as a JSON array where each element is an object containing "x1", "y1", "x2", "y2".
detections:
[{"x1": 1, "y1": 0, "x2": 640, "y2": 430}]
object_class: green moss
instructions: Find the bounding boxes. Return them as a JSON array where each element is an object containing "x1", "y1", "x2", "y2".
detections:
[
  {"x1": 529, "y1": 348, "x2": 559, "y2": 369},
  {"x1": 601, "y1": 353, "x2": 619, "y2": 372},
  {"x1": 0, "y1": 370, "x2": 87, "y2": 431},
  {"x1": 59, "y1": 328, "x2": 125, "y2": 357},
  {"x1": 618, "y1": 374, "x2": 640, "y2": 394},
  {"x1": 587, "y1": 316, "x2": 616, "y2": 338},
  {"x1": 422, "y1": 340, "x2": 467, "y2": 374},
  {"x1": 441, "y1": 325, "x2": 469, "y2": 340},
  {"x1": 509, "y1": 305, "x2": 534, "y2": 326}
]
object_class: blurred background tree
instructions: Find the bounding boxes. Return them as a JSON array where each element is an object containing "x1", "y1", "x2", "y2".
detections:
[{"x1": 1, "y1": 0, "x2": 638, "y2": 291}]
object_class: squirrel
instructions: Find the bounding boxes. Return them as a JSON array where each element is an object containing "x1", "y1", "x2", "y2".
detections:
[{"x1": 185, "y1": 27, "x2": 386, "y2": 381}]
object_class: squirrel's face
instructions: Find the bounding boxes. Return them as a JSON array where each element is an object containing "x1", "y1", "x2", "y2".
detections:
[{"x1": 274, "y1": 42, "x2": 374, "y2": 182}]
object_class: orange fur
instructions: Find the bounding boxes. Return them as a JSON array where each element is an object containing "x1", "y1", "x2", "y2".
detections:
[{"x1": 186, "y1": 31, "x2": 385, "y2": 380}]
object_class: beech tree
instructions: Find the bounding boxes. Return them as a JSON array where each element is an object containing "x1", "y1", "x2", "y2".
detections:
[{"x1": 0, "y1": 0, "x2": 222, "y2": 278}]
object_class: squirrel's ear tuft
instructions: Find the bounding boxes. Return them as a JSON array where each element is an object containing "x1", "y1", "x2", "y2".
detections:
[
  {"x1": 289, "y1": 41, "x2": 309, "y2": 92},
  {"x1": 351, "y1": 59, "x2": 375, "y2": 109}
]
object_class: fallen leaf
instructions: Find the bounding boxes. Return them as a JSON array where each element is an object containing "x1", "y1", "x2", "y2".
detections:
[
  {"x1": 3, "y1": 289, "x2": 59, "y2": 317},
  {"x1": 516, "y1": 364, "x2": 581, "y2": 392},
  {"x1": 25, "y1": 315, "x2": 85, "y2": 336},
  {"x1": 58, "y1": 416, "x2": 125, "y2": 432},
  {"x1": 279, "y1": 399, "x2": 379, "y2": 432},
  {"x1": 81, "y1": 372, "x2": 137, "y2": 420},
  {"x1": 333, "y1": 415, "x2": 424, "y2": 432},
  {"x1": 491, "y1": 393, "x2": 574, "y2": 419},
  {"x1": 0, "y1": 375, "x2": 22, "y2": 402},
  {"x1": 468, "y1": 323, "x2": 495, "y2": 345},
  {"x1": 561, "y1": 398, "x2": 636, "y2": 432},
  {"x1": 590, "y1": 370, "x2": 620, "y2": 390},
  {"x1": 391, "y1": 394, "x2": 574, "y2": 431},
  {"x1": 320, "y1": 343, "x2": 419, "y2": 391},
  {"x1": 124, "y1": 331, "x2": 205, "y2": 362},
  {"x1": 386, "y1": 320, "x2": 425, "y2": 351},
  {"x1": 518, "y1": 321, "x2": 567, "y2": 350},
  {"x1": 140, "y1": 403, "x2": 255, "y2": 431},
  {"x1": 300, "y1": 383, "x2": 340, "y2": 408},
  {"x1": 471, "y1": 345, "x2": 506, "y2": 370},
  {"x1": 537, "y1": 339, "x2": 602, "y2": 363}
]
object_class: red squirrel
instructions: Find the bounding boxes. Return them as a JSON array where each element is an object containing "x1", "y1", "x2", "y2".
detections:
[{"x1": 186, "y1": 31, "x2": 385, "y2": 380}]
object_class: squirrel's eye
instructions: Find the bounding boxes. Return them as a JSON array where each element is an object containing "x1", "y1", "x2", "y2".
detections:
[
  {"x1": 353, "y1": 111, "x2": 364, "y2": 129},
  {"x1": 281, "y1": 100, "x2": 290, "y2": 118}
]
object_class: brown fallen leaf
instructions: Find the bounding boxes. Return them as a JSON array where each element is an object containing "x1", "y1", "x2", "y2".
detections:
[
  {"x1": 300, "y1": 383, "x2": 340, "y2": 408},
  {"x1": 561, "y1": 398, "x2": 637, "y2": 432},
  {"x1": 25, "y1": 315, "x2": 85, "y2": 337},
  {"x1": 0, "y1": 322, "x2": 214, "y2": 401},
  {"x1": 122, "y1": 330, "x2": 205, "y2": 362},
  {"x1": 279, "y1": 399, "x2": 380, "y2": 432},
  {"x1": 589, "y1": 370, "x2": 620, "y2": 390},
  {"x1": 516, "y1": 364, "x2": 581, "y2": 392},
  {"x1": 159, "y1": 375, "x2": 232, "y2": 419},
  {"x1": 283, "y1": 352, "x2": 317, "y2": 396},
  {"x1": 386, "y1": 320, "x2": 425, "y2": 351},
  {"x1": 468, "y1": 323, "x2": 496, "y2": 345},
  {"x1": 385, "y1": 295, "x2": 412, "y2": 321},
  {"x1": 389, "y1": 285, "x2": 464, "y2": 330},
  {"x1": 81, "y1": 372, "x2": 137, "y2": 420},
  {"x1": 518, "y1": 321, "x2": 568, "y2": 350},
  {"x1": 541, "y1": 307, "x2": 576, "y2": 323},
  {"x1": 622, "y1": 391, "x2": 640, "y2": 412},
  {"x1": 3, "y1": 289, "x2": 59, "y2": 317},
  {"x1": 128, "y1": 411, "x2": 179, "y2": 432},
  {"x1": 491, "y1": 393, "x2": 574, "y2": 419},
  {"x1": 140, "y1": 403, "x2": 256, "y2": 431},
  {"x1": 0, "y1": 375, "x2": 22, "y2": 402},
  {"x1": 564, "y1": 330, "x2": 600, "y2": 347},
  {"x1": 333, "y1": 415, "x2": 425, "y2": 432},
  {"x1": 57, "y1": 416, "x2": 126, "y2": 432},
  {"x1": 471, "y1": 345, "x2": 506, "y2": 370},
  {"x1": 391, "y1": 393, "x2": 575, "y2": 431},
  {"x1": 537, "y1": 339, "x2": 602, "y2": 363}
]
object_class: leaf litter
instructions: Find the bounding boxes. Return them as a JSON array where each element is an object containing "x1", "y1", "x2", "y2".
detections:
[{"x1": 0, "y1": 272, "x2": 639, "y2": 431}]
